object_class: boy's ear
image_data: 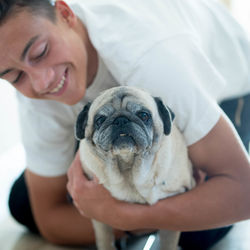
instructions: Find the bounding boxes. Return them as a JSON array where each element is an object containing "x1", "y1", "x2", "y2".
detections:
[
  {"x1": 75, "y1": 102, "x2": 91, "y2": 140},
  {"x1": 55, "y1": 0, "x2": 77, "y2": 26}
]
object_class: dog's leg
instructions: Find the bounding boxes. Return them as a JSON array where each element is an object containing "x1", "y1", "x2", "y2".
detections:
[
  {"x1": 92, "y1": 219, "x2": 116, "y2": 250},
  {"x1": 159, "y1": 230, "x2": 180, "y2": 250}
]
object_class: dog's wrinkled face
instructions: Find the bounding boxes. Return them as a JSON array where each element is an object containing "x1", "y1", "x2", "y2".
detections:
[
  {"x1": 92, "y1": 96, "x2": 154, "y2": 154},
  {"x1": 76, "y1": 87, "x2": 174, "y2": 157}
]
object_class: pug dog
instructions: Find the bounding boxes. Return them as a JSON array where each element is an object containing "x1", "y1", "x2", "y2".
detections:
[{"x1": 75, "y1": 86, "x2": 195, "y2": 250}]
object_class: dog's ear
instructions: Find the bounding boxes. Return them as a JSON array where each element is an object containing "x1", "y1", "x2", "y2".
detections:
[
  {"x1": 75, "y1": 102, "x2": 91, "y2": 140},
  {"x1": 154, "y1": 97, "x2": 175, "y2": 135}
]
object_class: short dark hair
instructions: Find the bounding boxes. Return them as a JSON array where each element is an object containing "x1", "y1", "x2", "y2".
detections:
[{"x1": 0, "y1": 0, "x2": 56, "y2": 24}]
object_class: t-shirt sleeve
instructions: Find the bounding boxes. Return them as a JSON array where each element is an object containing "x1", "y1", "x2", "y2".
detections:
[
  {"x1": 17, "y1": 96, "x2": 77, "y2": 177},
  {"x1": 125, "y1": 34, "x2": 225, "y2": 145}
]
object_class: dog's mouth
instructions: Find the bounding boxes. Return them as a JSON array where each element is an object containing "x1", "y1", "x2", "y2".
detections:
[
  {"x1": 112, "y1": 133, "x2": 137, "y2": 170},
  {"x1": 112, "y1": 133, "x2": 137, "y2": 151},
  {"x1": 113, "y1": 133, "x2": 135, "y2": 144},
  {"x1": 94, "y1": 121, "x2": 152, "y2": 154}
]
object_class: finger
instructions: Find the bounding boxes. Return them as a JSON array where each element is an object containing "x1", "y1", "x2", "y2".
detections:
[
  {"x1": 67, "y1": 154, "x2": 78, "y2": 180},
  {"x1": 73, "y1": 158, "x2": 87, "y2": 180},
  {"x1": 71, "y1": 151, "x2": 82, "y2": 171},
  {"x1": 67, "y1": 155, "x2": 80, "y2": 192},
  {"x1": 74, "y1": 150, "x2": 81, "y2": 164},
  {"x1": 72, "y1": 199, "x2": 85, "y2": 216},
  {"x1": 92, "y1": 175, "x2": 100, "y2": 184},
  {"x1": 67, "y1": 151, "x2": 82, "y2": 182}
]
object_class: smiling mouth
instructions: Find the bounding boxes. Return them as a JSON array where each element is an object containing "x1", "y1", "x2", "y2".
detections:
[{"x1": 49, "y1": 71, "x2": 66, "y2": 94}]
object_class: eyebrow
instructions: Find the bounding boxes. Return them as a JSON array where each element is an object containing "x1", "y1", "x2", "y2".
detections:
[{"x1": 0, "y1": 35, "x2": 40, "y2": 78}]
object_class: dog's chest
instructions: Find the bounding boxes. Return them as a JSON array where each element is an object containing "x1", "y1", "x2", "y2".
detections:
[
  {"x1": 94, "y1": 156, "x2": 171, "y2": 205},
  {"x1": 106, "y1": 168, "x2": 154, "y2": 204}
]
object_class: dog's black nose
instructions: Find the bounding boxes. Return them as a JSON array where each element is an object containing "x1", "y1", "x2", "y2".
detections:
[{"x1": 113, "y1": 116, "x2": 129, "y2": 126}]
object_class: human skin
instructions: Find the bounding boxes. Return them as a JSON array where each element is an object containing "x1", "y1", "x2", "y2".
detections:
[
  {"x1": 0, "y1": 1, "x2": 98, "y2": 105},
  {"x1": 1, "y1": 0, "x2": 250, "y2": 246}
]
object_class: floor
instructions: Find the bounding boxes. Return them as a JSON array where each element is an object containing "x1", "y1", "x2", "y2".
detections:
[
  {"x1": 1, "y1": 214, "x2": 250, "y2": 250},
  {"x1": 0, "y1": 1, "x2": 250, "y2": 249}
]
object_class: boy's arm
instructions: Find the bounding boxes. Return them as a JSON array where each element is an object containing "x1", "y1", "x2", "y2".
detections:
[
  {"x1": 25, "y1": 170, "x2": 96, "y2": 245},
  {"x1": 67, "y1": 114, "x2": 250, "y2": 231}
]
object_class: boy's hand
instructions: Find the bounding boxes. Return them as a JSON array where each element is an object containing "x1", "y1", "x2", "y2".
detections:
[{"x1": 67, "y1": 152, "x2": 118, "y2": 222}]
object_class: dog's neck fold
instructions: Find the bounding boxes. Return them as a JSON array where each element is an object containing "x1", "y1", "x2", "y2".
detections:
[
  {"x1": 111, "y1": 145, "x2": 137, "y2": 171},
  {"x1": 116, "y1": 153, "x2": 135, "y2": 172}
]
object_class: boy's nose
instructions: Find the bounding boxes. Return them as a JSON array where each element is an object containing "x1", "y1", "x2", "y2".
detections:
[{"x1": 29, "y1": 68, "x2": 55, "y2": 94}]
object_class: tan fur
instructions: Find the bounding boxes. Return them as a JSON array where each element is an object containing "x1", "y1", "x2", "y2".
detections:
[{"x1": 77, "y1": 86, "x2": 195, "y2": 250}]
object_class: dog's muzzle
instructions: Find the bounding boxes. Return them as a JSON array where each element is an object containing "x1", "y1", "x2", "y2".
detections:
[
  {"x1": 110, "y1": 115, "x2": 151, "y2": 151},
  {"x1": 93, "y1": 114, "x2": 152, "y2": 153},
  {"x1": 111, "y1": 116, "x2": 136, "y2": 148}
]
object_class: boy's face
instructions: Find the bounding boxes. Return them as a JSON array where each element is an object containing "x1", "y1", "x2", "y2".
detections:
[{"x1": 0, "y1": 3, "x2": 96, "y2": 105}]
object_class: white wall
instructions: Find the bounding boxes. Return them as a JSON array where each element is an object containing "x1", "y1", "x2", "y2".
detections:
[
  {"x1": 0, "y1": 81, "x2": 25, "y2": 220},
  {"x1": 231, "y1": 0, "x2": 250, "y2": 35},
  {"x1": 0, "y1": 80, "x2": 21, "y2": 153}
]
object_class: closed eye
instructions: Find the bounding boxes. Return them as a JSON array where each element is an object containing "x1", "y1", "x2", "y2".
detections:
[
  {"x1": 34, "y1": 44, "x2": 48, "y2": 61},
  {"x1": 12, "y1": 71, "x2": 24, "y2": 84}
]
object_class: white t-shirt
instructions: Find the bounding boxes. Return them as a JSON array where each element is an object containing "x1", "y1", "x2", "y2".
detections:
[{"x1": 18, "y1": 0, "x2": 250, "y2": 176}]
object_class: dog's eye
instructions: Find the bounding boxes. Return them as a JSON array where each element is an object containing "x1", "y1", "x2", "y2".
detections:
[
  {"x1": 94, "y1": 115, "x2": 106, "y2": 129},
  {"x1": 137, "y1": 111, "x2": 151, "y2": 122}
]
